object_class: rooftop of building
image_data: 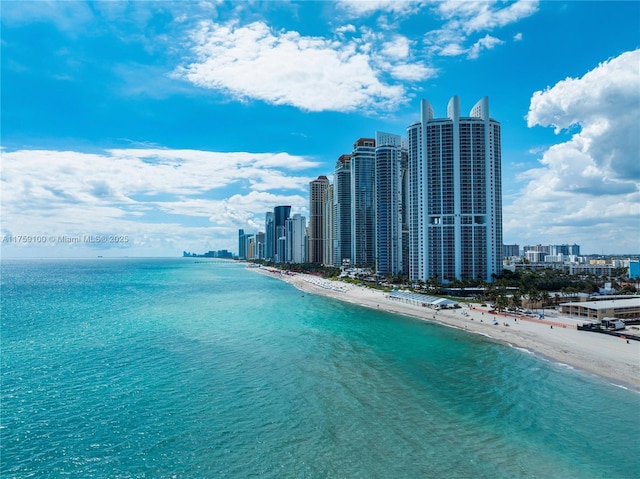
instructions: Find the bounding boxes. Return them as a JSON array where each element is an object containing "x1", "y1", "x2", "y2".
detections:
[
  {"x1": 353, "y1": 138, "x2": 375, "y2": 147},
  {"x1": 560, "y1": 297, "x2": 640, "y2": 310}
]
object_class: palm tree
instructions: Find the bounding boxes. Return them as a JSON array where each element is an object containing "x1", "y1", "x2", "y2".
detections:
[
  {"x1": 510, "y1": 291, "x2": 522, "y2": 311},
  {"x1": 540, "y1": 290, "x2": 550, "y2": 318},
  {"x1": 528, "y1": 288, "x2": 541, "y2": 313},
  {"x1": 495, "y1": 293, "x2": 509, "y2": 313},
  {"x1": 484, "y1": 283, "x2": 498, "y2": 306}
]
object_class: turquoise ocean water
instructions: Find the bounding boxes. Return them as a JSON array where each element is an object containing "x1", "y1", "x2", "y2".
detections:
[{"x1": 2, "y1": 258, "x2": 639, "y2": 478}]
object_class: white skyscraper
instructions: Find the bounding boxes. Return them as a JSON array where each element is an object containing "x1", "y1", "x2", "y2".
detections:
[
  {"x1": 285, "y1": 213, "x2": 307, "y2": 264},
  {"x1": 407, "y1": 96, "x2": 503, "y2": 283}
]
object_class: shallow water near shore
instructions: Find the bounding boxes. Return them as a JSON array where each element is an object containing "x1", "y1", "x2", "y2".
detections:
[{"x1": 2, "y1": 258, "x2": 639, "y2": 478}]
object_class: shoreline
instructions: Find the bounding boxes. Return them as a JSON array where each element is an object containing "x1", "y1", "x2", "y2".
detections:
[{"x1": 251, "y1": 266, "x2": 640, "y2": 392}]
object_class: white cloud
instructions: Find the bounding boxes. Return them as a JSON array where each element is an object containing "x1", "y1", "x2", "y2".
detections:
[
  {"x1": 513, "y1": 32, "x2": 522, "y2": 41},
  {"x1": 505, "y1": 49, "x2": 640, "y2": 253},
  {"x1": 335, "y1": 24, "x2": 356, "y2": 34},
  {"x1": 526, "y1": 49, "x2": 640, "y2": 179},
  {"x1": 375, "y1": 33, "x2": 438, "y2": 80},
  {"x1": 390, "y1": 63, "x2": 437, "y2": 81},
  {"x1": 335, "y1": 0, "x2": 426, "y2": 18},
  {"x1": 453, "y1": 0, "x2": 539, "y2": 34},
  {"x1": 425, "y1": 0, "x2": 538, "y2": 58},
  {"x1": 173, "y1": 20, "x2": 433, "y2": 113},
  {"x1": 380, "y1": 35, "x2": 411, "y2": 59},
  {"x1": 467, "y1": 34, "x2": 504, "y2": 59},
  {"x1": 0, "y1": 148, "x2": 318, "y2": 257},
  {"x1": 439, "y1": 42, "x2": 466, "y2": 57}
]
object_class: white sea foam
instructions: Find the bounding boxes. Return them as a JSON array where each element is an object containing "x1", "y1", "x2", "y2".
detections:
[{"x1": 509, "y1": 344, "x2": 535, "y2": 356}]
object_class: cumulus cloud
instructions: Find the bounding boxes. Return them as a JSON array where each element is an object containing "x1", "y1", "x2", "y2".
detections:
[
  {"x1": 173, "y1": 20, "x2": 434, "y2": 113},
  {"x1": 526, "y1": 50, "x2": 640, "y2": 181},
  {"x1": 171, "y1": 3, "x2": 527, "y2": 112},
  {"x1": 380, "y1": 34, "x2": 411, "y2": 59},
  {"x1": 505, "y1": 49, "x2": 640, "y2": 253},
  {"x1": 1, "y1": 148, "x2": 317, "y2": 256},
  {"x1": 426, "y1": 0, "x2": 538, "y2": 58},
  {"x1": 335, "y1": 24, "x2": 356, "y2": 34}
]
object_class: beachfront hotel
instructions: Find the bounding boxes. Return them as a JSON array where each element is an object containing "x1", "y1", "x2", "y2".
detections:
[{"x1": 407, "y1": 96, "x2": 503, "y2": 283}]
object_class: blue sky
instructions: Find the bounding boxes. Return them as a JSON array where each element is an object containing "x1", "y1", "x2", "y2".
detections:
[{"x1": 1, "y1": 0, "x2": 639, "y2": 258}]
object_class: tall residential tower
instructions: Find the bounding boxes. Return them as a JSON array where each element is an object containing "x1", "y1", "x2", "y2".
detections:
[
  {"x1": 273, "y1": 205, "x2": 291, "y2": 263},
  {"x1": 333, "y1": 154, "x2": 352, "y2": 268},
  {"x1": 322, "y1": 183, "x2": 334, "y2": 267},
  {"x1": 351, "y1": 138, "x2": 376, "y2": 268},
  {"x1": 407, "y1": 97, "x2": 503, "y2": 283},
  {"x1": 375, "y1": 131, "x2": 406, "y2": 276},
  {"x1": 309, "y1": 176, "x2": 330, "y2": 264},
  {"x1": 285, "y1": 213, "x2": 307, "y2": 264},
  {"x1": 265, "y1": 212, "x2": 274, "y2": 261}
]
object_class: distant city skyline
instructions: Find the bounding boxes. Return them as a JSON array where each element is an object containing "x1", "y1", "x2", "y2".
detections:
[{"x1": 1, "y1": 1, "x2": 638, "y2": 258}]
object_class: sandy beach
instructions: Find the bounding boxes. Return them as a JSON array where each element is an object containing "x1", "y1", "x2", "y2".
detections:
[{"x1": 252, "y1": 266, "x2": 640, "y2": 391}]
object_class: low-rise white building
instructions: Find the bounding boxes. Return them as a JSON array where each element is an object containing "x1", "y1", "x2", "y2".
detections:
[{"x1": 559, "y1": 297, "x2": 640, "y2": 321}]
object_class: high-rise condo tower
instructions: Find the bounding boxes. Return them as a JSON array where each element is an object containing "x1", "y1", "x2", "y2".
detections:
[
  {"x1": 351, "y1": 138, "x2": 376, "y2": 268},
  {"x1": 273, "y1": 205, "x2": 291, "y2": 263},
  {"x1": 407, "y1": 97, "x2": 503, "y2": 283},
  {"x1": 265, "y1": 212, "x2": 274, "y2": 261},
  {"x1": 285, "y1": 213, "x2": 307, "y2": 263},
  {"x1": 375, "y1": 131, "x2": 406, "y2": 276},
  {"x1": 309, "y1": 176, "x2": 330, "y2": 264},
  {"x1": 333, "y1": 154, "x2": 352, "y2": 268},
  {"x1": 322, "y1": 183, "x2": 334, "y2": 267}
]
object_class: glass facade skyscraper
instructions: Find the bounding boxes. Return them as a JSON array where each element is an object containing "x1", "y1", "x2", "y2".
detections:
[
  {"x1": 265, "y1": 212, "x2": 274, "y2": 261},
  {"x1": 237, "y1": 97, "x2": 502, "y2": 283},
  {"x1": 309, "y1": 176, "x2": 330, "y2": 264},
  {"x1": 273, "y1": 205, "x2": 291, "y2": 263},
  {"x1": 351, "y1": 138, "x2": 376, "y2": 268},
  {"x1": 238, "y1": 229, "x2": 246, "y2": 260},
  {"x1": 375, "y1": 132, "x2": 406, "y2": 276},
  {"x1": 333, "y1": 154, "x2": 352, "y2": 268},
  {"x1": 322, "y1": 184, "x2": 334, "y2": 267}
]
